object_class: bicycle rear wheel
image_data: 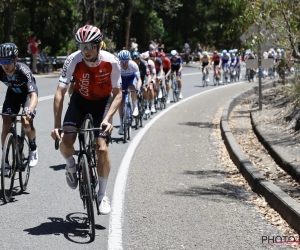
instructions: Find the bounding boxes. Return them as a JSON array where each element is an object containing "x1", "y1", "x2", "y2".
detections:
[
  {"x1": 138, "y1": 97, "x2": 143, "y2": 128},
  {"x1": 19, "y1": 136, "x2": 30, "y2": 191},
  {"x1": 1, "y1": 133, "x2": 16, "y2": 203},
  {"x1": 161, "y1": 85, "x2": 167, "y2": 109},
  {"x1": 80, "y1": 154, "x2": 95, "y2": 241},
  {"x1": 123, "y1": 106, "x2": 128, "y2": 143}
]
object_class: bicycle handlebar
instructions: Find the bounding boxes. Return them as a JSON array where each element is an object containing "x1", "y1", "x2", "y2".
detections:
[
  {"x1": 54, "y1": 124, "x2": 111, "y2": 150},
  {"x1": 0, "y1": 113, "x2": 34, "y2": 131}
]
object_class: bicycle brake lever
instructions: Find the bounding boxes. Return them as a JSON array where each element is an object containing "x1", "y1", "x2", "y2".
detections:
[
  {"x1": 101, "y1": 124, "x2": 112, "y2": 144},
  {"x1": 55, "y1": 128, "x2": 62, "y2": 150}
]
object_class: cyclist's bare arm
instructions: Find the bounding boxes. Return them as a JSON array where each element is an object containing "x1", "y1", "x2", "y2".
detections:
[
  {"x1": 68, "y1": 82, "x2": 74, "y2": 98},
  {"x1": 101, "y1": 87, "x2": 122, "y2": 133},
  {"x1": 178, "y1": 65, "x2": 183, "y2": 73},
  {"x1": 52, "y1": 86, "x2": 67, "y2": 139},
  {"x1": 136, "y1": 76, "x2": 142, "y2": 89},
  {"x1": 152, "y1": 72, "x2": 157, "y2": 82},
  {"x1": 28, "y1": 92, "x2": 38, "y2": 112},
  {"x1": 165, "y1": 69, "x2": 171, "y2": 78}
]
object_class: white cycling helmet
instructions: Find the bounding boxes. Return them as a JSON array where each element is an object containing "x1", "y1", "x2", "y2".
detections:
[
  {"x1": 75, "y1": 25, "x2": 103, "y2": 44},
  {"x1": 141, "y1": 51, "x2": 150, "y2": 60},
  {"x1": 203, "y1": 51, "x2": 208, "y2": 56},
  {"x1": 170, "y1": 50, "x2": 178, "y2": 56}
]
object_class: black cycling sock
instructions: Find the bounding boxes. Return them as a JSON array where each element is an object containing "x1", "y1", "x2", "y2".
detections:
[{"x1": 29, "y1": 137, "x2": 37, "y2": 151}]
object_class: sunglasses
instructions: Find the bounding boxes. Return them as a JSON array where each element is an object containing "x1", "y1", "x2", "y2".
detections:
[
  {"x1": 150, "y1": 57, "x2": 155, "y2": 60},
  {"x1": 120, "y1": 60, "x2": 129, "y2": 63},
  {"x1": 0, "y1": 58, "x2": 14, "y2": 65},
  {"x1": 78, "y1": 42, "x2": 98, "y2": 51}
]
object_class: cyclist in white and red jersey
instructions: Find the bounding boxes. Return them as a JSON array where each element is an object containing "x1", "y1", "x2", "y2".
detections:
[
  {"x1": 151, "y1": 51, "x2": 163, "y2": 101},
  {"x1": 141, "y1": 51, "x2": 156, "y2": 114},
  {"x1": 51, "y1": 25, "x2": 122, "y2": 215},
  {"x1": 159, "y1": 52, "x2": 171, "y2": 103}
]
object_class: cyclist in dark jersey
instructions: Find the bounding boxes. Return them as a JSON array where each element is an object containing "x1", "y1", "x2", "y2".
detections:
[
  {"x1": 0, "y1": 43, "x2": 38, "y2": 168},
  {"x1": 165, "y1": 50, "x2": 183, "y2": 99},
  {"x1": 131, "y1": 51, "x2": 150, "y2": 85}
]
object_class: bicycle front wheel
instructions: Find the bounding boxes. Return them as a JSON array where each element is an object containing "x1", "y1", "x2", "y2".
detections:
[
  {"x1": 19, "y1": 137, "x2": 30, "y2": 191},
  {"x1": 80, "y1": 154, "x2": 95, "y2": 241},
  {"x1": 84, "y1": 115, "x2": 95, "y2": 151},
  {"x1": 123, "y1": 106, "x2": 128, "y2": 143},
  {"x1": 1, "y1": 133, "x2": 16, "y2": 203}
]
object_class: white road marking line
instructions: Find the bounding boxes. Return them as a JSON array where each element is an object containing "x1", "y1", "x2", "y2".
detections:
[{"x1": 108, "y1": 80, "x2": 247, "y2": 250}]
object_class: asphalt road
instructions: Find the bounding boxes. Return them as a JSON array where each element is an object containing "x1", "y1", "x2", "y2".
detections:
[{"x1": 0, "y1": 66, "x2": 289, "y2": 250}]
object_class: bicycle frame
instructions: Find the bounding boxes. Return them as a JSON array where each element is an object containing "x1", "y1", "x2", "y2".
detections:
[
  {"x1": 122, "y1": 89, "x2": 136, "y2": 142},
  {"x1": 171, "y1": 73, "x2": 179, "y2": 102},
  {"x1": 0, "y1": 113, "x2": 33, "y2": 202},
  {"x1": 54, "y1": 125, "x2": 111, "y2": 241},
  {"x1": 1, "y1": 113, "x2": 33, "y2": 170}
]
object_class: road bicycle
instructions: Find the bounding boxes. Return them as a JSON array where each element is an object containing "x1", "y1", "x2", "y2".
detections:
[
  {"x1": 122, "y1": 89, "x2": 137, "y2": 143},
  {"x1": 201, "y1": 66, "x2": 209, "y2": 87},
  {"x1": 136, "y1": 92, "x2": 145, "y2": 129},
  {"x1": 157, "y1": 78, "x2": 167, "y2": 110},
  {"x1": 213, "y1": 66, "x2": 221, "y2": 86},
  {"x1": 171, "y1": 73, "x2": 179, "y2": 103},
  {"x1": 55, "y1": 123, "x2": 111, "y2": 242},
  {"x1": 1, "y1": 113, "x2": 33, "y2": 203}
]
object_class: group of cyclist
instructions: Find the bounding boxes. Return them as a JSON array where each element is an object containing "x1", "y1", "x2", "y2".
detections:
[
  {"x1": 117, "y1": 48, "x2": 184, "y2": 135},
  {"x1": 197, "y1": 47, "x2": 290, "y2": 83},
  {"x1": 198, "y1": 49, "x2": 242, "y2": 83},
  {"x1": 0, "y1": 24, "x2": 187, "y2": 216}
]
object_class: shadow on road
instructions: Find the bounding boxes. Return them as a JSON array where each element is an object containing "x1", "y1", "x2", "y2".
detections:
[
  {"x1": 164, "y1": 182, "x2": 248, "y2": 202},
  {"x1": 179, "y1": 121, "x2": 216, "y2": 129},
  {"x1": 0, "y1": 183, "x2": 30, "y2": 205},
  {"x1": 24, "y1": 212, "x2": 106, "y2": 244},
  {"x1": 49, "y1": 164, "x2": 65, "y2": 171},
  {"x1": 183, "y1": 169, "x2": 228, "y2": 178}
]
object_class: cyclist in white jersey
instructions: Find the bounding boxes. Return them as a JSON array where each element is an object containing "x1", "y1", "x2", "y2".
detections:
[
  {"x1": 118, "y1": 50, "x2": 142, "y2": 135},
  {"x1": 51, "y1": 25, "x2": 122, "y2": 215},
  {"x1": 141, "y1": 51, "x2": 156, "y2": 113}
]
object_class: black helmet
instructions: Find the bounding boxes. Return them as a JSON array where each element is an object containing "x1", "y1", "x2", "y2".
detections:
[{"x1": 0, "y1": 43, "x2": 18, "y2": 58}]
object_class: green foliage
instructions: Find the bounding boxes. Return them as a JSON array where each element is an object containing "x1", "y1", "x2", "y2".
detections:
[{"x1": 0, "y1": 0, "x2": 298, "y2": 58}]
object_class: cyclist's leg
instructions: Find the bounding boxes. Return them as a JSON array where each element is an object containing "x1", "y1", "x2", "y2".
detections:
[
  {"x1": 177, "y1": 70, "x2": 183, "y2": 99},
  {"x1": 61, "y1": 92, "x2": 86, "y2": 189},
  {"x1": 118, "y1": 80, "x2": 128, "y2": 133},
  {"x1": 92, "y1": 95, "x2": 114, "y2": 214},
  {"x1": 205, "y1": 63, "x2": 209, "y2": 76},
  {"x1": 163, "y1": 68, "x2": 170, "y2": 103},
  {"x1": 142, "y1": 77, "x2": 150, "y2": 114},
  {"x1": 129, "y1": 78, "x2": 138, "y2": 116},
  {"x1": 156, "y1": 70, "x2": 162, "y2": 98},
  {"x1": 1, "y1": 93, "x2": 19, "y2": 148},
  {"x1": 22, "y1": 95, "x2": 38, "y2": 167},
  {"x1": 149, "y1": 79, "x2": 156, "y2": 113}
]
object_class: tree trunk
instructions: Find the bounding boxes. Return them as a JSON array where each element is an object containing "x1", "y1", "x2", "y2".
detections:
[
  {"x1": 125, "y1": 0, "x2": 134, "y2": 50},
  {"x1": 3, "y1": 0, "x2": 14, "y2": 42}
]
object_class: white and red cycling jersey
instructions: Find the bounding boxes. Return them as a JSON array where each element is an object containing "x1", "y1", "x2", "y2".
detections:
[
  {"x1": 147, "y1": 59, "x2": 156, "y2": 76},
  {"x1": 59, "y1": 50, "x2": 121, "y2": 100}
]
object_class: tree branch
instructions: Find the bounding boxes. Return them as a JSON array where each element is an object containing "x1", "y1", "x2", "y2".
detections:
[{"x1": 280, "y1": 0, "x2": 300, "y2": 59}]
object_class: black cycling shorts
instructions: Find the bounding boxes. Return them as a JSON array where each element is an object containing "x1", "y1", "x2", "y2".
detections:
[
  {"x1": 63, "y1": 91, "x2": 112, "y2": 137},
  {"x1": 171, "y1": 67, "x2": 181, "y2": 77},
  {"x1": 2, "y1": 91, "x2": 37, "y2": 116}
]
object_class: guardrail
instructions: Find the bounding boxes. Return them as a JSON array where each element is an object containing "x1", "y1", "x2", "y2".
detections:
[{"x1": 18, "y1": 55, "x2": 68, "y2": 73}]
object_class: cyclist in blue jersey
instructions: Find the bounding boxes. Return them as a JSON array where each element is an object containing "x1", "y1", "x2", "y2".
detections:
[
  {"x1": 165, "y1": 50, "x2": 183, "y2": 99},
  {"x1": 229, "y1": 50, "x2": 237, "y2": 79},
  {"x1": 0, "y1": 43, "x2": 38, "y2": 168},
  {"x1": 221, "y1": 50, "x2": 230, "y2": 83},
  {"x1": 118, "y1": 50, "x2": 142, "y2": 135}
]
